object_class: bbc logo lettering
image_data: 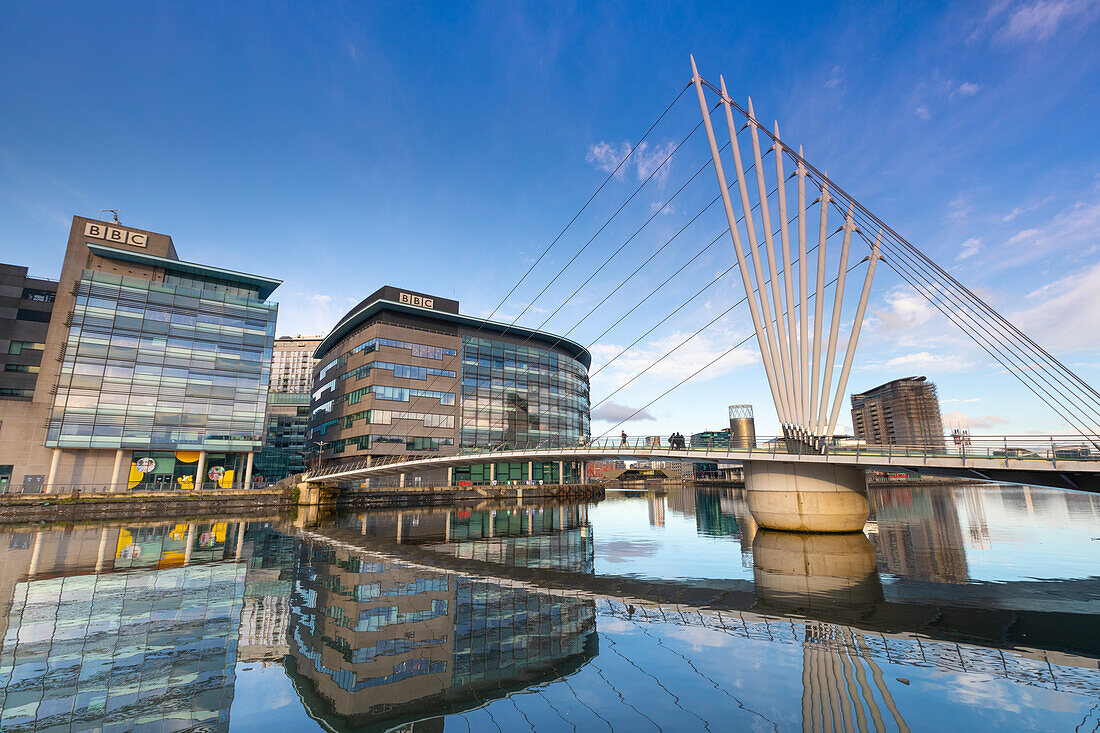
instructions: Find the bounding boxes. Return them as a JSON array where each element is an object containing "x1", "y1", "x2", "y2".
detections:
[
  {"x1": 84, "y1": 222, "x2": 148, "y2": 247},
  {"x1": 399, "y1": 292, "x2": 434, "y2": 309}
]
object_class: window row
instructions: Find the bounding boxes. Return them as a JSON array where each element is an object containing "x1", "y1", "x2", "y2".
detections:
[
  {"x1": 341, "y1": 360, "x2": 456, "y2": 383},
  {"x1": 327, "y1": 434, "x2": 454, "y2": 453},
  {"x1": 338, "y1": 385, "x2": 455, "y2": 407},
  {"x1": 318, "y1": 336, "x2": 459, "y2": 380},
  {"x1": 341, "y1": 409, "x2": 454, "y2": 429}
]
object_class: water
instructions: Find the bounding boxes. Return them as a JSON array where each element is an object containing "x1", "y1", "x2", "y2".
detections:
[{"x1": 0, "y1": 483, "x2": 1097, "y2": 731}]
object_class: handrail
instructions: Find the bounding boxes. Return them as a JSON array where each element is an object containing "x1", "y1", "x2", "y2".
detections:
[{"x1": 304, "y1": 432, "x2": 1100, "y2": 479}]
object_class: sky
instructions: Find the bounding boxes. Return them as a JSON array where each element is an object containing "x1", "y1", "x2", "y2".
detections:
[{"x1": 2, "y1": 1, "x2": 1100, "y2": 440}]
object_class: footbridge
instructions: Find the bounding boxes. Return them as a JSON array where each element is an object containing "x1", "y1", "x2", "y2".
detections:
[
  {"x1": 302, "y1": 56, "x2": 1100, "y2": 533},
  {"x1": 305, "y1": 433, "x2": 1100, "y2": 495}
]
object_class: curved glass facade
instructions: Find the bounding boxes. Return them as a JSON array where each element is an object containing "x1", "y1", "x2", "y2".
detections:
[
  {"x1": 459, "y1": 336, "x2": 589, "y2": 449},
  {"x1": 308, "y1": 287, "x2": 591, "y2": 482}
]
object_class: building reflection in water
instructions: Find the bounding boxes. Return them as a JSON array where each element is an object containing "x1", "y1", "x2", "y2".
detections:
[
  {"x1": 676, "y1": 486, "x2": 756, "y2": 566},
  {"x1": 0, "y1": 521, "x2": 255, "y2": 732},
  {"x1": 869, "y1": 486, "x2": 970, "y2": 582},
  {"x1": 287, "y1": 505, "x2": 598, "y2": 730}
]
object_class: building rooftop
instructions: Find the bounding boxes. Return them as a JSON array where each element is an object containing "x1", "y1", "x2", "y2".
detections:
[
  {"x1": 315, "y1": 287, "x2": 592, "y2": 369},
  {"x1": 86, "y1": 243, "x2": 282, "y2": 299}
]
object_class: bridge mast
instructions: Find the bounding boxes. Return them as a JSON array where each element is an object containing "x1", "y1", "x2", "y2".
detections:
[{"x1": 690, "y1": 56, "x2": 788, "y2": 424}]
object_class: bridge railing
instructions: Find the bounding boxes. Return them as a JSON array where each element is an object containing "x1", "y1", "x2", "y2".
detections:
[{"x1": 305, "y1": 433, "x2": 1100, "y2": 478}]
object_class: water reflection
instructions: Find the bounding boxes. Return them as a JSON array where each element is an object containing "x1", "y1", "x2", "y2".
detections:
[
  {"x1": 752, "y1": 531, "x2": 882, "y2": 610},
  {"x1": 0, "y1": 483, "x2": 1096, "y2": 730},
  {"x1": 286, "y1": 519, "x2": 597, "y2": 730},
  {"x1": 0, "y1": 521, "x2": 254, "y2": 732}
]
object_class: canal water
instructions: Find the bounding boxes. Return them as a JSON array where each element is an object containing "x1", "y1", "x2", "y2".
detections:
[{"x1": 0, "y1": 483, "x2": 1096, "y2": 731}]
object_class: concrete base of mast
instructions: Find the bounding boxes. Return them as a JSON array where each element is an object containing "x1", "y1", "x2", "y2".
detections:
[
  {"x1": 751, "y1": 530, "x2": 881, "y2": 610},
  {"x1": 744, "y1": 461, "x2": 869, "y2": 533}
]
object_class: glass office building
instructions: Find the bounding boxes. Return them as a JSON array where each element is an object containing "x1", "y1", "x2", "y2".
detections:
[
  {"x1": 0, "y1": 216, "x2": 281, "y2": 492},
  {"x1": 48, "y1": 265, "x2": 276, "y2": 453},
  {"x1": 310, "y1": 286, "x2": 590, "y2": 486}
]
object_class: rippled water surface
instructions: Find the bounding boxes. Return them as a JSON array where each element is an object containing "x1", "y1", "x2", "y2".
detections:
[{"x1": 0, "y1": 482, "x2": 1097, "y2": 731}]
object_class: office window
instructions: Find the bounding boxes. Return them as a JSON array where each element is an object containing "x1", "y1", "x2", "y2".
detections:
[
  {"x1": 16, "y1": 309, "x2": 51, "y2": 323},
  {"x1": 22, "y1": 288, "x2": 55, "y2": 302},
  {"x1": 7, "y1": 341, "x2": 45, "y2": 355},
  {"x1": 4, "y1": 364, "x2": 40, "y2": 373}
]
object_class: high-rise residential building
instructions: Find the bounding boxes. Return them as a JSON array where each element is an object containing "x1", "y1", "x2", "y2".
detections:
[
  {"x1": 270, "y1": 335, "x2": 321, "y2": 393},
  {"x1": 850, "y1": 376, "x2": 945, "y2": 449},
  {"x1": 0, "y1": 215, "x2": 280, "y2": 493},
  {"x1": 253, "y1": 336, "x2": 321, "y2": 484},
  {"x1": 309, "y1": 286, "x2": 590, "y2": 486}
]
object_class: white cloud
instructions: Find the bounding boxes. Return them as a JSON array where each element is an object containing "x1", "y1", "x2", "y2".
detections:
[
  {"x1": 997, "y1": 0, "x2": 1098, "y2": 42},
  {"x1": 957, "y1": 81, "x2": 980, "y2": 96},
  {"x1": 873, "y1": 287, "x2": 936, "y2": 331},
  {"x1": 915, "y1": 105, "x2": 931, "y2": 120},
  {"x1": 275, "y1": 293, "x2": 348, "y2": 338},
  {"x1": 995, "y1": 194, "x2": 1100, "y2": 268},
  {"x1": 877, "y1": 351, "x2": 977, "y2": 373},
  {"x1": 590, "y1": 324, "x2": 759, "y2": 395},
  {"x1": 650, "y1": 200, "x2": 676, "y2": 215},
  {"x1": 942, "y1": 411, "x2": 1011, "y2": 429},
  {"x1": 633, "y1": 141, "x2": 675, "y2": 186},
  {"x1": 946, "y1": 196, "x2": 971, "y2": 221},
  {"x1": 956, "y1": 237, "x2": 982, "y2": 261},
  {"x1": 824, "y1": 65, "x2": 843, "y2": 90},
  {"x1": 1012, "y1": 261, "x2": 1100, "y2": 351},
  {"x1": 591, "y1": 402, "x2": 656, "y2": 423},
  {"x1": 1002, "y1": 197, "x2": 1050, "y2": 221},
  {"x1": 586, "y1": 139, "x2": 676, "y2": 185},
  {"x1": 586, "y1": 141, "x2": 632, "y2": 178}
]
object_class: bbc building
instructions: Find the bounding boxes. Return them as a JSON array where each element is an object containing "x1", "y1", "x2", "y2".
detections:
[
  {"x1": 309, "y1": 286, "x2": 591, "y2": 486},
  {"x1": 0, "y1": 215, "x2": 280, "y2": 492}
]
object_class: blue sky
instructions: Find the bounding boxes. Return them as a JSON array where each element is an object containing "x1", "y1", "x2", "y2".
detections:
[{"x1": 2, "y1": 1, "x2": 1099, "y2": 439}]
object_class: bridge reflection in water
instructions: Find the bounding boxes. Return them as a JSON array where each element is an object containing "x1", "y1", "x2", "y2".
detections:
[{"x1": 0, "y1": 485, "x2": 1096, "y2": 730}]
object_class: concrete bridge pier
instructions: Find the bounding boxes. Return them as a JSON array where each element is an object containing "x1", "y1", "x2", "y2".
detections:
[
  {"x1": 752, "y1": 530, "x2": 882, "y2": 610},
  {"x1": 743, "y1": 461, "x2": 869, "y2": 533},
  {"x1": 297, "y1": 482, "x2": 339, "y2": 509}
]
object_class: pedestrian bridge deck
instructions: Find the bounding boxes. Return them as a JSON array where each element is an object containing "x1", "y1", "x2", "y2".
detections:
[{"x1": 305, "y1": 435, "x2": 1100, "y2": 493}]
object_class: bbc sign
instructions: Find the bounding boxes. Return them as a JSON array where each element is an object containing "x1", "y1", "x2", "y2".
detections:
[
  {"x1": 85, "y1": 222, "x2": 148, "y2": 247},
  {"x1": 399, "y1": 292, "x2": 434, "y2": 309}
]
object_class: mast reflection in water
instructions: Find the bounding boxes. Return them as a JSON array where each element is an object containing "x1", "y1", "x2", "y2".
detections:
[{"x1": 0, "y1": 484, "x2": 1096, "y2": 731}]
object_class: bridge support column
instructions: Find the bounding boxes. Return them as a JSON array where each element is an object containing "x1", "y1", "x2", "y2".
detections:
[
  {"x1": 752, "y1": 530, "x2": 881, "y2": 610},
  {"x1": 447, "y1": 467, "x2": 453, "y2": 486},
  {"x1": 297, "y1": 482, "x2": 338, "y2": 508},
  {"x1": 744, "y1": 461, "x2": 868, "y2": 533}
]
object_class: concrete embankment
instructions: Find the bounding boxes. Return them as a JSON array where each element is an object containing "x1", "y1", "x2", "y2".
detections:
[
  {"x1": 0, "y1": 483, "x2": 604, "y2": 522},
  {"x1": 334, "y1": 483, "x2": 603, "y2": 508},
  {"x1": 0, "y1": 488, "x2": 291, "y2": 524}
]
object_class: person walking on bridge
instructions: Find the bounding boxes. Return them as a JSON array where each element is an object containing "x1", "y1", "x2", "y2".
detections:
[{"x1": 620, "y1": 430, "x2": 628, "y2": 447}]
